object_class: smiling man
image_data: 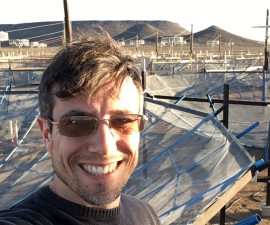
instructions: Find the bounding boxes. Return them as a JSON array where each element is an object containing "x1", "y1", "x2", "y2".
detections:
[{"x1": 0, "y1": 29, "x2": 161, "y2": 225}]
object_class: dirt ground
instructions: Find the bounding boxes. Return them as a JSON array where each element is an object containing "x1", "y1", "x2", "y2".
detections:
[{"x1": 208, "y1": 147, "x2": 270, "y2": 225}]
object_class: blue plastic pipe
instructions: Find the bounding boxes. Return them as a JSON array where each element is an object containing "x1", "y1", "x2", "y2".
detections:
[
  {"x1": 236, "y1": 121, "x2": 260, "y2": 139},
  {"x1": 253, "y1": 159, "x2": 265, "y2": 169},
  {"x1": 234, "y1": 214, "x2": 261, "y2": 225}
]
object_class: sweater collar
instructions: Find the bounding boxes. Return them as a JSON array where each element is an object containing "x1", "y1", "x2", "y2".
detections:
[{"x1": 40, "y1": 186, "x2": 121, "y2": 219}]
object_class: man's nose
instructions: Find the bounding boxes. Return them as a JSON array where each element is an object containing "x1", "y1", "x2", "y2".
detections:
[{"x1": 88, "y1": 120, "x2": 118, "y2": 155}]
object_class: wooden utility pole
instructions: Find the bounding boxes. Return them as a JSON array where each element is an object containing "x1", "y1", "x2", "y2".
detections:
[
  {"x1": 264, "y1": 9, "x2": 269, "y2": 71},
  {"x1": 189, "y1": 24, "x2": 193, "y2": 64},
  {"x1": 63, "y1": 0, "x2": 72, "y2": 44},
  {"x1": 62, "y1": 21, "x2": 65, "y2": 45}
]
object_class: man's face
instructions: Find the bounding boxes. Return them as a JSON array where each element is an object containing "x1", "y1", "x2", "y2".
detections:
[{"x1": 38, "y1": 78, "x2": 141, "y2": 209}]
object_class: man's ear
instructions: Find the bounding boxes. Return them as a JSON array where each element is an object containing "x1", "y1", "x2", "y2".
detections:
[{"x1": 37, "y1": 116, "x2": 52, "y2": 155}]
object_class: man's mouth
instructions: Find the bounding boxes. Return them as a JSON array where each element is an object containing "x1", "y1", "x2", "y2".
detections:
[{"x1": 80, "y1": 162, "x2": 120, "y2": 175}]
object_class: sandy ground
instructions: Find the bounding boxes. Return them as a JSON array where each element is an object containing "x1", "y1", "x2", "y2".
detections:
[{"x1": 208, "y1": 147, "x2": 270, "y2": 225}]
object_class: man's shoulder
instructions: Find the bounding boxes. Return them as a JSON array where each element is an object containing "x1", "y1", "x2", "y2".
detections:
[
  {"x1": 120, "y1": 194, "x2": 161, "y2": 225},
  {"x1": 121, "y1": 193, "x2": 153, "y2": 209},
  {"x1": 121, "y1": 193, "x2": 142, "y2": 203},
  {"x1": 0, "y1": 186, "x2": 53, "y2": 225},
  {"x1": 121, "y1": 193, "x2": 151, "y2": 208},
  {"x1": 0, "y1": 208, "x2": 47, "y2": 225},
  {"x1": 9, "y1": 186, "x2": 48, "y2": 209}
]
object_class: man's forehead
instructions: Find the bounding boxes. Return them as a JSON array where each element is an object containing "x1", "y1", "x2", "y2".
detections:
[
  {"x1": 90, "y1": 77, "x2": 139, "y2": 100},
  {"x1": 120, "y1": 77, "x2": 136, "y2": 90},
  {"x1": 53, "y1": 77, "x2": 140, "y2": 110}
]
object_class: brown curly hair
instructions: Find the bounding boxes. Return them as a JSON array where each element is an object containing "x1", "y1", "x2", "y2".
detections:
[{"x1": 38, "y1": 28, "x2": 142, "y2": 122}]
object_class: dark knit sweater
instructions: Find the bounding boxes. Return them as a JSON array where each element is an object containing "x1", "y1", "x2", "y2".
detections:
[{"x1": 0, "y1": 186, "x2": 161, "y2": 225}]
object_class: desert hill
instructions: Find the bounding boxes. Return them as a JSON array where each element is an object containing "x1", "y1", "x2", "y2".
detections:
[
  {"x1": 113, "y1": 23, "x2": 167, "y2": 41},
  {"x1": 0, "y1": 22, "x2": 264, "y2": 48},
  {"x1": 182, "y1": 25, "x2": 263, "y2": 47},
  {"x1": 0, "y1": 20, "x2": 188, "y2": 46}
]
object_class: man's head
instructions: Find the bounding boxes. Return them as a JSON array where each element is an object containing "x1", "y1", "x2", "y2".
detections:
[
  {"x1": 37, "y1": 29, "x2": 144, "y2": 209},
  {"x1": 38, "y1": 28, "x2": 143, "y2": 121}
]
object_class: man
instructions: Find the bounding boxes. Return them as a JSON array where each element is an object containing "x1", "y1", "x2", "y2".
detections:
[{"x1": 0, "y1": 29, "x2": 161, "y2": 225}]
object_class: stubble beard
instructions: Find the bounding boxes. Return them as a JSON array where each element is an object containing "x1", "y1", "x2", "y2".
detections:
[
  {"x1": 74, "y1": 178, "x2": 126, "y2": 206},
  {"x1": 51, "y1": 142, "x2": 136, "y2": 206}
]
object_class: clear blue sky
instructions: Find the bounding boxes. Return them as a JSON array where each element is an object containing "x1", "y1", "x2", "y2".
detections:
[{"x1": 0, "y1": 0, "x2": 269, "y2": 42}]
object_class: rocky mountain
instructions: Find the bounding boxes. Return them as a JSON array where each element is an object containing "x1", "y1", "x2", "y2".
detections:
[
  {"x1": 0, "y1": 22, "x2": 263, "y2": 48},
  {"x1": 182, "y1": 25, "x2": 263, "y2": 47},
  {"x1": 113, "y1": 23, "x2": 167, "y2": 41},
  {"x1": 0, "y1": 20, "x2": 188, "y2": 47}
]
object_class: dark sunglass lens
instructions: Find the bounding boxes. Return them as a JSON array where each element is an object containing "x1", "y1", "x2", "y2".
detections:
[
  {"x1": 111, "y1": 115, "x2": 143, "y2": 135},
  {"x1": 58, "y1": 117, "x2": 97, "y2": 137}
]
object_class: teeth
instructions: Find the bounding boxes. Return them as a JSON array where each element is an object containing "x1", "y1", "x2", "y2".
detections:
[
  {"x1": 92, "y1": 167, "x2": 97, "y2": 175},
  {"x1": 83, "y1": 165, "x2": 92, "y2": 173},
  {"x1": 109, "y1": 164, "x2": 113, "y2": 172},
  {"x1": 103, "y1": 165, "x2": 109, "y2": 174},
  {"x1": 97, "y1": 167, "x2": 103, "y2": 175},
  {"x1": 82, "y1": 162, "x2": 118, "y2": 175}
]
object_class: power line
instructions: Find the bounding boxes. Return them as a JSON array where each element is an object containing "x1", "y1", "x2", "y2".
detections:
[
  {"x1": 25, "y1": 31, "x2": 63, "y2": 40},
  {"x1": 2, "y1": 22, "x2": 63, "y2": 33},
  {"x1": 44, "y1": 38, "x2": 62, "y2": 44},
  {"x1": 141, "y1": 32, "x2": 157, "y2": 40},
  {"x1": 124, "y1": 32, "x2": 157, "y2": 42},
  {"x1": 38, "y1": 36, "x2": 62, "y2": 43}
]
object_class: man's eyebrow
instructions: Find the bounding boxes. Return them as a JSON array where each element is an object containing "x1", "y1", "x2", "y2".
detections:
[
  {"x1": 59, "y1": 109, "x2": 134, "y2": 119},
  {"x1": 60, "y1": 110, "x2": 95, "y2": 118},
  {"x1": 109, "y1": 109, "x2": 133, "y2": 115}
]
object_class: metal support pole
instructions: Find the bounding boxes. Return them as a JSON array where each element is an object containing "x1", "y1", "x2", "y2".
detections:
[
  {"x1": 223, "y1": 84, "x2": 229, "y2": 128},
  {"x1": 219, "y1": 33, "x2": 221, "y2": 55},
  {"x1": 267, "y1": 125, "x2": 270, "y2": 206},
  {"x1": 150, "y1": 61, "x2": 154, "y2": 75},
  {"x1": 156, "y1": 31, "x2": 158, "y2": 61},
  {"x1": 142, "y1": 70, "x2": 146, "y2": 94},
  {"x1": 263, "y1": 70, "x2": 267, "y2": 101},
  {"x1": 142, "y1": 70, "x2": 147, "y2": 179},
  {"x1": 264, "y1": 9, "x2": 269, "y2": 71},
  {"x1": 220, "y1": 83, "x2": 229, "y2": 224},
  {"x1": 267, "y1": 13, "x2": 270, "y2": 203},
  {"x1": 189, "y1": 24, "x2": 193, "y2": 64},
  {"x1": 263, "y1": 9, "x2": 269, "y2": 71},
  {"x1": 63, "y1": 0, "x2": 72, "y2": 44}
]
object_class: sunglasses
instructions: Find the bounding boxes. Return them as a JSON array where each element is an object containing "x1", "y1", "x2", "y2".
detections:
[{"x1": 47, "y1": 114, "x2": 147, "y2": 137}]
